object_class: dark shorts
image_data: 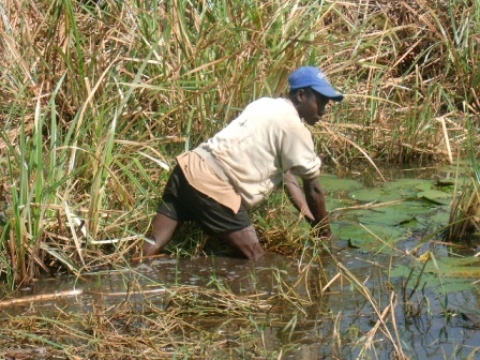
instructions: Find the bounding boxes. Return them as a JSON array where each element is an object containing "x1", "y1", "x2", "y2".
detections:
[{"x1": 157, "y1": 165, "x2": 252, "y2": 235}]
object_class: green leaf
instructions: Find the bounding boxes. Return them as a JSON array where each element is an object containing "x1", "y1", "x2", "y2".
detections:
[
  {"x1": 319, "y1": 175, "x2": 364, "y2": 193},
  {"x1": 333, "y1": 222, "x2": 406, "y2": 254},
  {"x1": 358, "y1": 209, "x2": 415, "y2": 226},
  {"x1": 417, "y1": 190, "x2": 452, "y2": 205},
  {"x1": 384, "y1": 178, "x2": 434, "y2": 194}
]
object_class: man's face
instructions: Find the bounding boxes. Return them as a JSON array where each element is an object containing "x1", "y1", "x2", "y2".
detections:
[{"x1": 295, "y1": 89, "x2": 330, "y2": 126}]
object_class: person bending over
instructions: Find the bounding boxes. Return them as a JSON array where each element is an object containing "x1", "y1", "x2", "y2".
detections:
[{"x1": 143, "y1": 66, "x2": 344, "y2": 260}]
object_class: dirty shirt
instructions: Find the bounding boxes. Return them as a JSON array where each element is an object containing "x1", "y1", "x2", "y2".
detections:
[{"x1": 178, "y1": 97, "x2": 321, "y2": 212}]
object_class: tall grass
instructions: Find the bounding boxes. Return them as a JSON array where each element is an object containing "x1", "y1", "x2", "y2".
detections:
[
  {"x1": 445, "y1": 110, "x2": 480, "y2": 241},
  {"x1": 0, "y1": 0, "x2": 479, "y2": 287}
]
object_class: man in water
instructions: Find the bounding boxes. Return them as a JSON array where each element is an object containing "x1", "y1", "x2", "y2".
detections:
[{"x1": 143, "y1": 66, "x2": 344, "y2": 260}]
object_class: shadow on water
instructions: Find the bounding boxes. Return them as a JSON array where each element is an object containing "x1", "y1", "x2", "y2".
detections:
[{"x1": 1, "y1": 165, "x2": 480, "y2": 359}]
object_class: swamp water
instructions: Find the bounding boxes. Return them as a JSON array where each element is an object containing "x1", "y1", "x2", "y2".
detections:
[{"x1": 1, "y1": 165, "x2": 479, "y2": 359}]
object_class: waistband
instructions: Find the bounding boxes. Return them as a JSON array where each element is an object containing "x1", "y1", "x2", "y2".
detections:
[{"x1": 192, "y1": 146, "x2": 230, "y2": 183}]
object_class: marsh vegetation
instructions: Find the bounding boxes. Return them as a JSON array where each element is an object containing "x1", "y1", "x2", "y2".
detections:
[{"x1": 1, "y1": 0, "x2": 479, "y2": 359}]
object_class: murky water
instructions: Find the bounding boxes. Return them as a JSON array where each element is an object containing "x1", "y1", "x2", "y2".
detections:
[
  {"x1": 1, "y1": 165, "x2": 479, "y2": 359},
  {"x1": 2, "y1": 251, "x2": 479, "y2": 359}
]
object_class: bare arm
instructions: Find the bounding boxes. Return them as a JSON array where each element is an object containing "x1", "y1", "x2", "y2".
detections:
[
  {"x1": 284, "y1": 170, "x2": 331, "y2": 238},
  {"x1": 302, "y1": 176, "x2": 331, "y2": 237},
  {"x1": 284, "y1": 171, "x2": 315, "y2": 222}
]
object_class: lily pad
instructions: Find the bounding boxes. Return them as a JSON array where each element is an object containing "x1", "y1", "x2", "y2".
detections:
[
  {"x1": 390, "y1": 266, "x2": 475, "y2": 293},
  {"x1": 438, "y1": 163, "x2": 469, "y2": 174},
  {"x1": 383, "y1": 178, "x2": 434, "y2": 195},
  {"x1": 417, "y1": 190, "x2": 452, "y2": 205},
  {"x1": 333, "y1": 222, "x2": 406, "y2": 253},
  {"x1": 348, "y1": 187, "x2": 383, "y2": 202},
  {"x1": 377, "y1": 200, "x2": 435, "y2": 215},
  {"x1": 425, "y1": 255, "x2": 480, "y2": 278},
  {"x1": 358, "y1": 208, "x2": 416, "y2": 227},
  {"x1": 390, "y1": 255, "x2": 480, "y2": 294},
  {"x1": 348, "y1": 187, "x2": 409, "y2": 203},
  {"x1": 327, "y1": 198, "x2": 357, "y2": 210},
  {"x1": 416, "y1": 210, "x2": 450, "y2": 228},
  {"x1": 320, "y1": 174, "x2": 364, "y2": 193},
  {"x1": 415, "y1": 181, "x2": 435, "y2": 192}
]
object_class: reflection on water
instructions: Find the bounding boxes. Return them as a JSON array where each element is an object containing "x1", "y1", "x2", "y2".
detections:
[{"x1": 1, "y1": 254, "x2": 308, "y2": 316}]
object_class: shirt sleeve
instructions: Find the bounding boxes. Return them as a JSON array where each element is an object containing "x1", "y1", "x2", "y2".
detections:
[{"x1": 280, "y1": 124, "x2": 321, "y2": 180}]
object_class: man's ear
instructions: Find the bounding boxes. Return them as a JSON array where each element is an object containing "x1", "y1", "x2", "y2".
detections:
[{"x1": 295, "y1": 88, "x2": 306, "y2": 102}]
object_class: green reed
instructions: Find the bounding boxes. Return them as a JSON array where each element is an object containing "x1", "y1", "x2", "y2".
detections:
[{"x1": 446, "y1": 110, "x2": 480, "y2": 241}]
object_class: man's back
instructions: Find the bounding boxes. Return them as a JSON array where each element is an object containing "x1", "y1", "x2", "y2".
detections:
[{"x1": 199, "y1": 97, "x2": 321, "y2": 208}]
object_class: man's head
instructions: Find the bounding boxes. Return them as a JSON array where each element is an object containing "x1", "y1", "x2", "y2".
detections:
[{"x1": 288, "y1": 66, "x2": 343, "y2": 126}]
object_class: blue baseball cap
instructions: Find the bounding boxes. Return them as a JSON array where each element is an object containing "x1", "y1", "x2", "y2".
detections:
[{"x1": 288, "y1": 66, "x2": 344, "y2": 102}]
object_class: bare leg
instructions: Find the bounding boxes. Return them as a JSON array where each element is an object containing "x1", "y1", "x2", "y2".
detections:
[
  {"x1": 143, "y1": 213, "x2": 180, "y2": 257},
  {"x1": 219, "y1": 225, "x2": 266, "y2": 260}
]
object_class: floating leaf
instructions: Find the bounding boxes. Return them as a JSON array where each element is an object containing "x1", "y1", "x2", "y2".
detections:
[
  {"x1": 348, "y1": 188, "x2": 408, "y2": 202},
  {"x1": 348, "y1": 187, "x2": 385, "y2": 202},
  {"x1": 425, "y1": 256, "x2": 480, "y2": 278},
  {"x1": 391, "y1": 267, "x2": 475, "y2": 293},
  {"x1": 376, "y1": 201, "x2": 435, "y2": 216},
  {"x1": 353, "y1": 201, "x2": 435, "y2": 229},
  {"x1": 416, "y1": 210, "x2": 450, "y2": 228},
  {"x1": 417, "y1": 190, "x2": 451, "y2": 205},
  {"x1": 358, "y1": 209, "x2": 415, "y2": 227},
  {"x1": 390, "y1": 254, "x2": 480, "y2": 294},
  {"x1": 438, "y1": 163, "x2": 469, "y2": 174},
  {"x1": 383, "y1": 179, "x2": 434, "y2": 195},
  {"x1": 327, "y1": 198, "x2": 357, "y2": 210},
  {"x1": 415, "y1": 182, "x2": 435, "y2": 192},
  {"x1": 333, "y1": 222, "x2": 406, "y2": 254},
  {"x1": 320, "y1": 175, "x2": 364, "y2": 193}
]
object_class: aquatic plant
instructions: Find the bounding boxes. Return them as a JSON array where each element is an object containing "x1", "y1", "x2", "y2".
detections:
[{"x1": 445, "y1": 115, "x2": 480, "y2": 242}]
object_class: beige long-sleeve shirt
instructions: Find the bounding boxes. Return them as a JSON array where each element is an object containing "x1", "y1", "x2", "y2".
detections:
[{"x1": 182, "y1": 97, "x2": 321, "y2": 211}]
